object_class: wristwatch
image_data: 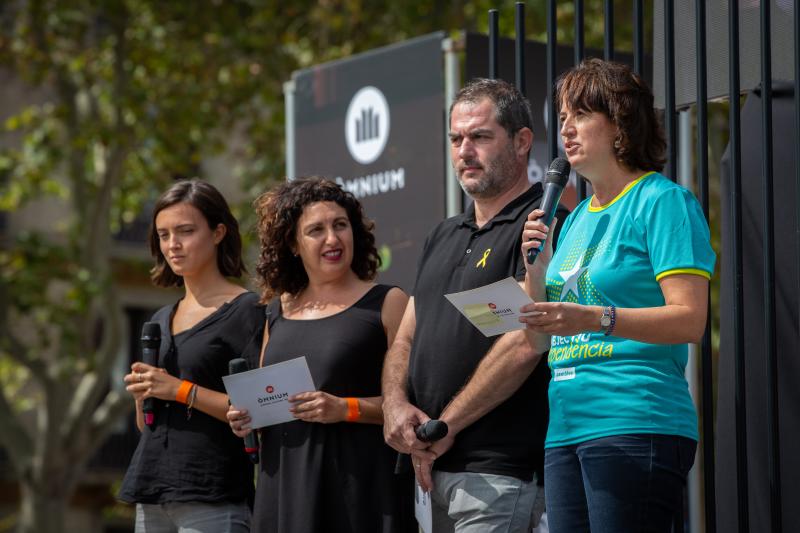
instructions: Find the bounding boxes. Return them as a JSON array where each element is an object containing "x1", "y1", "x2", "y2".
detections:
[{"x1": 600, "y1": 305, "x2": 616, "y2": 335}]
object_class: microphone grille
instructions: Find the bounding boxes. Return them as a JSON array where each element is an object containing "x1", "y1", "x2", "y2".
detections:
[
  {"x1": 141, "y1": 321, "x2": 161, "y2": 341},
  {"x1": 545, "y1": 157, "x2": 571, "y2": 186},
  {"x1": 229, "y1": 357, "x2": 249, "y2": 375}
]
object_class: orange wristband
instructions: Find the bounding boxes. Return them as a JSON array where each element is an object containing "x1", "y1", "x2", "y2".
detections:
[
  {"x1": 176, "y1": 380, "x2": 193, "y2": 404},
  {"x1": 345, "y1": 397, "x2": 360, "y2": 422}
]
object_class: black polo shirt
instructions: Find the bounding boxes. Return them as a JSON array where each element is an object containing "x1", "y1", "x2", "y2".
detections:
[{"x1": 408, "y1": 183, "x2": 568, "y2": 481}]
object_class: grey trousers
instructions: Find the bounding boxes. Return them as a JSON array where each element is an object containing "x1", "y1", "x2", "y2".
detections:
[
  {"x1": 429, "y1": 470, "x2": 539, "y2": 533},
  {"x1": 135, "y1": 501, "x2": 250, "y2": 533}
]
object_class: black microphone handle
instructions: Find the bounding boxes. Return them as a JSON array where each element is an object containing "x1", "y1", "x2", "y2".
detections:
[
  {"x1": 394, "y1": 420, "x2": 449, "y2": 474},
  {"x1": 140, "y1": 321, "x2": 161, "y2": 428},
  {"x1": 242, "y1": 430, "x2": 259, "y2": 464},
  {"x1": 228, "y1": 357, "x2": 259, "y2": 464},
  {"x1": 141, "y1": 346, "x2": 158, "y2": 426},
  {"x1": 526, "y1": 181, "x2": 565, "y2": 264}
]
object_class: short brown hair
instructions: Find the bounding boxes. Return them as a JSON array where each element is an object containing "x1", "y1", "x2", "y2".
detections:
[
  {"x1": 254, "y1": 177, "x2": 379, "y2": 300},
  {"x1": 149, "y1": 179, "x2": 245, "y2": 287},
  {"x1": 556, "y1": 58, "x2": 666, "y2": 172},
  {"x1": 451, "y1": 78, "x2": 533, "y2": 140}
]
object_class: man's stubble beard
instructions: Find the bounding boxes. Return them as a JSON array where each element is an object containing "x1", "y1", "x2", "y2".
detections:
[{"x1": 457, "y1": 143, "x2": 521, "y2": 200}]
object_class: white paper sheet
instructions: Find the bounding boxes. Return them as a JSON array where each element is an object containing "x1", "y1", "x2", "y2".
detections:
[
  {"x1": 222, "y1": 356, "x2": 316, "y2": 428},
  {"x1": 414, "y1": 481, "x2": 433, "y2": 533},
  {"x1": 444, "y1": 276, "x2": 535, "y2": 337}
]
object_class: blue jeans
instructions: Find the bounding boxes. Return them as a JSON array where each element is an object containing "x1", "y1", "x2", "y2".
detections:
[
  {"x1": 544, "y1": 434, "x2": 696, "y2": 533},
  {"x1": 135, "y1": 501, "x2": 250, "y2": 533},
  {"x1": 429, "y1": 470, "x2": 539, "y2": 532}
]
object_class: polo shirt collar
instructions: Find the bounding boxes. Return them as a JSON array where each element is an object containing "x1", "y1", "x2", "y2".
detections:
[{"x1": 458, "y1": 182, "x2": 543, "y2": 230}]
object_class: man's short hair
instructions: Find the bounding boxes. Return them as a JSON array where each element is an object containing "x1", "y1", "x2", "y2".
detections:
[{"x1": 450, "y1": 78, "x2": 533, "y2": 139}]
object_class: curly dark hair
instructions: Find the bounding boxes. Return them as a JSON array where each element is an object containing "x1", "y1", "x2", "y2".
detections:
[
  {"x1": 556, "y1": 58, "x2": 666, "y2": 172},
  {"x1": 149, "y1": 179, "x2": 245, "y2": 287},
  {"x1": 254, "y1": 177, "x2": 380, "y2": 300}
]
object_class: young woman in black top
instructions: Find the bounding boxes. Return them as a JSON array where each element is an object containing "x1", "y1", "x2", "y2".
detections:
[
  {"x1": 227, "y1": 177, "x2": 414, "y2": 533},
  {"x1": 119, "y1": 179, "x2": 262, "y2": 532}
]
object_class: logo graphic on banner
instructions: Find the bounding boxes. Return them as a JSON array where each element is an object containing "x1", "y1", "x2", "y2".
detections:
[{"x1": 345, "y1": 86, "x2": 390, "y2": 164}]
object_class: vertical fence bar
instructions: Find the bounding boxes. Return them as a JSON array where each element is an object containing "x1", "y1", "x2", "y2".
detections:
[
  {"x1": 489, "y1": 9, "x2": 499, "y2": 79},
  {"x1": 729, "y1": 0, "x2": 750, "y2": 530},
  {"x1": 547, "y1": 0, "x2": 558, "y2": 162},
  {"x1": 664, "y1": 0, "x2": 676, "y2": 180},
  {"x1": 634, "y1": 0, "x2": 644, "y2": 75},
  {"x1": 575, "y1": 0, "x2": 587, "y2": 203},
  {"x1": 795, "y1": 0, "x2": 800, "y2": 414},
  {"x1": 679, "y1": 110, "x2": 701, "y2": 533},
  {"x1": 695, "y1": 0, "x2": 716, "y2": 531},
  {"x1": 443, "y1": 38, "x2": 461, "y2": 218},
  {"x1": 575, "y1": 0, "x2": 584, "y2": 63},
  {"x1": 604, "y1": 0, "x2": 614, "y2": 61},
  {"x1": 283, "y1": 80, "x2": 296, "y2": 180},
  {"x1": 515, "y1": 2, "x2": 526, "y2": 96},
  {"x1": 760, "y1": 1, "x2": 782, "y2": 531}
]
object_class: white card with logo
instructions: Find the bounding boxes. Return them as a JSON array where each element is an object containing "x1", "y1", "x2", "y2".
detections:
[
  {"x1": 222, "y1": 356, "x2": 316, "y2": 429},
  {"x1": 444, "y1": 276, "x2": 536, "y2": 337},
  {"x1": 414, "y1": 481, "x2": 433, "y2": 533}
]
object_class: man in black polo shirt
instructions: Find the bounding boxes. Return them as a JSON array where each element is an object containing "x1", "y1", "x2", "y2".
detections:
[{"x1": 383, "y1": 78, "x2": 567, "y2": 531}]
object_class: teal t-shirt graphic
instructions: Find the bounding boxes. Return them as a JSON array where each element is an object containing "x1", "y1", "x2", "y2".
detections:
[{"x1": 544, "y1": 172, "x2": 716, "y2": 447}]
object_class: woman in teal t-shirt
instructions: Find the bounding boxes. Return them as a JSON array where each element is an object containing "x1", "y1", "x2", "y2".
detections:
[{"x1": 519, "y1": 59, "x2": 715, "y2": 533}]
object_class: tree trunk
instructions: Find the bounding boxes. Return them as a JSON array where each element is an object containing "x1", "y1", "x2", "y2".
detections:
[{"x1": 17, "y1": 477, "x2": 70, "y2": 533}]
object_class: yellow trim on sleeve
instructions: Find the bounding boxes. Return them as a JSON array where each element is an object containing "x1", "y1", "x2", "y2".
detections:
[
  {"x1": 655, "y1": 268, "x2": 712, "y2": 282},
  {"x1": 588, "y1": 171, "x2": 656, "y2": 212}
]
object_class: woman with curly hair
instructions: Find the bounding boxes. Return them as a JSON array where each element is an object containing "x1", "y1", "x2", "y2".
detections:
[{"x1": 227, "y1": 177, "x2": 414, "y2": 533}]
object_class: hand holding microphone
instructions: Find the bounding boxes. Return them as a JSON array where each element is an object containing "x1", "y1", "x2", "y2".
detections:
[
  {"x1": 393, "y1": 419, "x2": 449, "y2": 476},
  {"x1": 526, "y1": 157, "x2": 570, "y2": 265},
  {"x1": 228, "y1": 358, "x2": 259, "y2": 464},
  {"x1": 140, "y1": 322, "x2": 161, "y2": 427},
  {"x1": 415, "y1": 419, "x2": 449, "y2": 443}
]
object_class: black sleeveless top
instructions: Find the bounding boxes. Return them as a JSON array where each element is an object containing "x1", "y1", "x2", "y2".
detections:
[{"x1": 248, "y1": 284, "x2": 414, "y2": 533}]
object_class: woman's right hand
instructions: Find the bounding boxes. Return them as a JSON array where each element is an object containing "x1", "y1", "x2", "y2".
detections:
[
  {"x1": 226, "y1": 404, "x2": 253, "y2": 438},
  {"x1": 521, "y1": 209, "x2": 555, "y2": 275},
  {"x1": 123, "y1": 363, "x2": 169, "y2": 402}
]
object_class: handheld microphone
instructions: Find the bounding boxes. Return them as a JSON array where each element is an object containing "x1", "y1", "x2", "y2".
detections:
[
  {"x1": 140, "y1": 322, "x2": 160, "y2": 427},
  {"x1": 527, "y1": 157, "x2": 571, "y2": 264},
  {"x1": 394, "y1": 419, "x2": 450, "y2": 474},
  {"x1": 415, "y1": 419, "x2": 449, "y2": 443},
  {"x1": 228, "y1": 357, "x2": 259, "y2": 464}
]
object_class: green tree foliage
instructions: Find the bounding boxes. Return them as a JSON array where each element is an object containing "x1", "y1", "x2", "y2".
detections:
[{"x1": 0, "y1": 2, "x2": 291, "y2": 531}]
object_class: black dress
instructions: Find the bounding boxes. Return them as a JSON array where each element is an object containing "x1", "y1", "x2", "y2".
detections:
[{"x1": 249, "y1": 284, "x2": 414, "y2": 533}]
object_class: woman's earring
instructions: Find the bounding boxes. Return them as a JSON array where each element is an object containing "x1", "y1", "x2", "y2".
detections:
[{"x1": 614, "y1": 138, "x2": 622, "y2": 150}]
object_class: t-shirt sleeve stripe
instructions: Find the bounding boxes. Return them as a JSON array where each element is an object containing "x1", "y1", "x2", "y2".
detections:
[{"x1": 655, "y1": 267, "x2": 712, "y2": 281}]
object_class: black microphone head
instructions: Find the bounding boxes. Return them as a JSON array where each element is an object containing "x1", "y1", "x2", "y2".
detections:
[
  {"x1": 545, "y1": 157, "x2": 571, "y2": 187},
  {"x1": 229, "y1": 357, "x2": 249, "y2": 375},
  {"x1": 416, "y1": 419, "x2": 449, "y2": 442},
  {"x1": 141, "y1": 322, "x2": 161, "y2": 348}
]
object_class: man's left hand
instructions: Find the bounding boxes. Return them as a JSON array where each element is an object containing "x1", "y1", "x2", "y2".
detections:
[{"x1": 411, "y1": 431, "x2": 455, "y2": 492}]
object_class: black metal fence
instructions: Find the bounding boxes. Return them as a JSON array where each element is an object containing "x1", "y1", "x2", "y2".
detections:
[{"x1": 484, "y1": 2, "x2": 799, "y2": 532}]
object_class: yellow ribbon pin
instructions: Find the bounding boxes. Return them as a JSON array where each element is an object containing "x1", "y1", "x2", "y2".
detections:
[{"x1": 476, "y1": 248, "x2": 491, "y2": 268}]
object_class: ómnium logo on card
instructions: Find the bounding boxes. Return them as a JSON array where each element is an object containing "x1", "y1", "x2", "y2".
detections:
[{"x1": 257, "y1": 385, "x2": 289, "y2": 406}]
